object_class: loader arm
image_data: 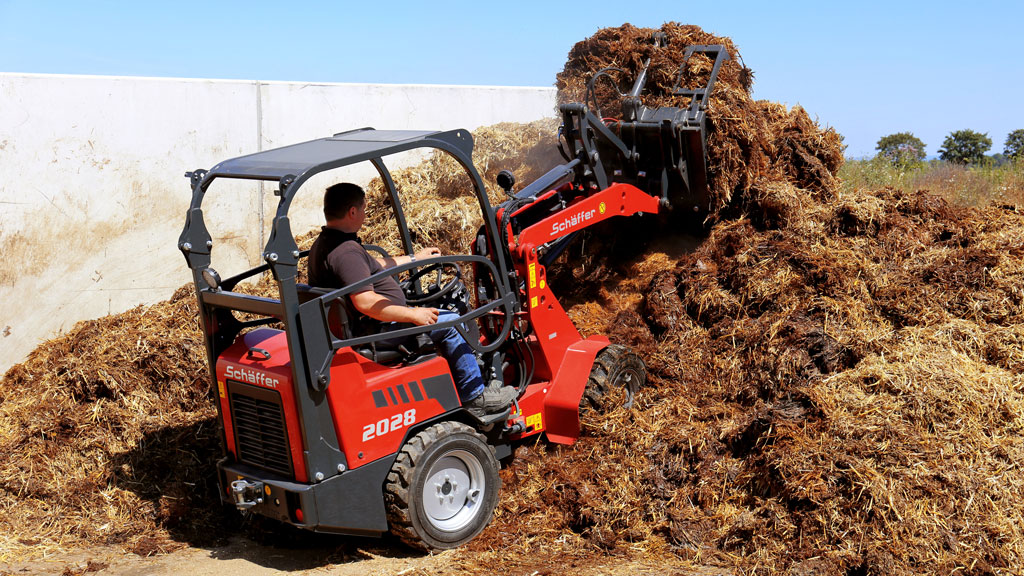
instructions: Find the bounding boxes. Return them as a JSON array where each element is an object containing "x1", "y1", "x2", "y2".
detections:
[{"x1": 496, "y1": 181, "x2": 661, "y2": 379}]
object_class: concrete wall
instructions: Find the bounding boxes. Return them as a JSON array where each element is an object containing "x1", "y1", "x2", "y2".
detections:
[{"x1": 0, "y1": 73, "x2": 556, "y2": 373}]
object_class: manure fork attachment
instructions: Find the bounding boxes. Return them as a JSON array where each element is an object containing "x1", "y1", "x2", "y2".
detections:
[{"x1": 558, "y1": 41, "x2": 729, "y2": 214}]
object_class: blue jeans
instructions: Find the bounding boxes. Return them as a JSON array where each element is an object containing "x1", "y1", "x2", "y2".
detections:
[{"x1": 380, "y1": 311, "x2": 485, "y2": 402}]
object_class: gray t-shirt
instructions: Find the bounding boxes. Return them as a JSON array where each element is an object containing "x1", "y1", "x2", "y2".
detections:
[{"x1": 308, "y1": 227, "x2": 406, "y2": 306}]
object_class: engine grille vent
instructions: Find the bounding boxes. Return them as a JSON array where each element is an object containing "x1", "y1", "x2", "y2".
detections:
[{"x1": 227, "y1": 380, "x2": 293, "y2": 477}]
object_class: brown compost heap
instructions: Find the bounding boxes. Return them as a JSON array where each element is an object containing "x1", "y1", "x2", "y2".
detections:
[{"x1": 2, "y1": 22, "x2": 1023, "y2": 576}]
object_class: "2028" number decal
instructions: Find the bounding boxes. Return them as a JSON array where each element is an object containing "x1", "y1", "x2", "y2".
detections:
[{"x1": 362, "y1": 409, "x2": 417, "y2": 442}]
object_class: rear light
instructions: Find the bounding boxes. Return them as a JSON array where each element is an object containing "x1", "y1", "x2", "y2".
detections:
[{"x1": 287, "y1": 491, "x2": 304, "y2": 524}]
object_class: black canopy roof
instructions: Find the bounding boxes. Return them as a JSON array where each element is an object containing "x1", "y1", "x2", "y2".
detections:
[{"x1": 204, "y1": 127, "x2": 475, "y2": 182}]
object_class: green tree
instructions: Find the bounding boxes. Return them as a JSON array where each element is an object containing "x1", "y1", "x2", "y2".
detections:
[
  {"x1": 938, "y1": 129, "x2": 992, "y2": 165},
  {"x1": 875, "y1": 132, "x2": 926, "y2": 166},
  {"x1": 1005, "y1": 129, "x2": 1024, "y2": 159}
]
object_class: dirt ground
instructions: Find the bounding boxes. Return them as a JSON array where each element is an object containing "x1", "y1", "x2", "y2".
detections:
[{"x1": 0, "y1": 537, "x2": 734, "y2": 576}]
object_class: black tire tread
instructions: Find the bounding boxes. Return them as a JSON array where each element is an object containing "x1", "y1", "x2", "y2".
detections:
[
  {"x1": 384, "y1": 421, "x2": 497, "y2": 551},
  {"x1": 581, "y1": 345, "x2": 645, "y2": 412}
]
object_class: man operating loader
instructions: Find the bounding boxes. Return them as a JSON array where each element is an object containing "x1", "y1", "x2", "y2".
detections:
[{"x1": 307, "y1": 182, "x2": 515, "y2": 417}]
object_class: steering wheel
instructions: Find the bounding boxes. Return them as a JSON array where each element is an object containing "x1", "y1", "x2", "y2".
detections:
[{"x1": 401, "y1": 261, "x2": 464, "y2": 306}]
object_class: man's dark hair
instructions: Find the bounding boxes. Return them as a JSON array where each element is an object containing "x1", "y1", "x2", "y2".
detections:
[{"x1": 324, "y1": 182, "x2": 365, "y2": 220}]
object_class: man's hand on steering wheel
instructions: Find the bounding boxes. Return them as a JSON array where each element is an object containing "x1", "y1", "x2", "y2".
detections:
[{"x1": 414, "y1": 247, "x2": 440, "y2": 261}]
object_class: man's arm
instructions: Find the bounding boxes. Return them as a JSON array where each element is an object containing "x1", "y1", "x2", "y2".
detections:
[
  {"x1": 350, "y1": 290, "x2": 438, "y2": 325},
  {"x1": 375, "y1": 247, "x2": 441, "y2": 269}
]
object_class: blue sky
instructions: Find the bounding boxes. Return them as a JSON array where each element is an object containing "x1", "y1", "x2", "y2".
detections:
[{"x1": 1, "y1": 0, "x2": 1021, "y2": 158}]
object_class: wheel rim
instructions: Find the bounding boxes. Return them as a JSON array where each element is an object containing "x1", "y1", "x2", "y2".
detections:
[{"x1": 421, "y1": 449, "x2": 486, "y2": 532}]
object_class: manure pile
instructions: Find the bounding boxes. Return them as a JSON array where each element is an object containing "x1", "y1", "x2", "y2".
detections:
[
  {"x1": 2, "y1": 22, "x2": 1023, "y2": 576},
  {"x1": 466, "y1": 188, "x2": 1024, "y2": 575},
  {"x1": 0, "y1": 286, "x2": 224, "y2": 556}
]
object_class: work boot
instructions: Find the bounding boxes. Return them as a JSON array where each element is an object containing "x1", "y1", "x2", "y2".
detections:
[{"x1": 464, "y1": 384, "x2": 517, "y2": 418}]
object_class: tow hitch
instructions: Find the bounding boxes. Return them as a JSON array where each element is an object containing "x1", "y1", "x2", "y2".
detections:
[{"x1": 230, "y1": 479, "x2": 265, "y2": 510}]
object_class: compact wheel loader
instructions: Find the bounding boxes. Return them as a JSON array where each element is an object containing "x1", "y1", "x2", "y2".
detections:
[{"x1": 179, "y1": 41, "x2": 727, "y2": 550}]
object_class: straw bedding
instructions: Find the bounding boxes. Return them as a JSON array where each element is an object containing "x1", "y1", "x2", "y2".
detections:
[
  {"x1": 0, "y1": 287, "x2": 225, "y2": 556},
  {"x1": 462, "y1": 187, "x2": 1024, "y2": 575},
  {"x1": 2, "y1": 23, "x2": 1022, "y2": 575}
]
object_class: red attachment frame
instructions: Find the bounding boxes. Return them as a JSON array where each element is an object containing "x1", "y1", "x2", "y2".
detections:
[
  {"x1": 510, "y1": 183, "x2": 657, "y2": 365},
  {"x1": 515, "y1": 182, "x2": 661, "y2": 248},
  {"x1": 497, "y1": 182, "x2": 660, "y2": 444}
]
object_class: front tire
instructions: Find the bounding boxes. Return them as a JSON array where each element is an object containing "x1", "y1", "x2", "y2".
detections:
[
  {"x1": 580, "y1": 344, "x2": 646, "y2": 413},
  {"x1": 385, "y1": 421, "x2": 500, "y2": 550}
]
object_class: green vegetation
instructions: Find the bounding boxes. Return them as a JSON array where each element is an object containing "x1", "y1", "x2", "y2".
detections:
[
  {"x1": 938, "y1": 129, "x2": 992, "y2": 165},
  {"x1": 1005, "y1": 129, "x2": 1024, "y2": 159},
  {"x1": 876, "y1": 132, "x2": 926, "y2": 167},
  {"x1": 840, "y1": 156, "x2": 1024, "y2": 207}
]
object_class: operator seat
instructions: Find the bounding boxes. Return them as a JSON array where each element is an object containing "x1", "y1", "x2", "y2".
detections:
[{"x1": 296, "y1": 284, "x2": 435, "y2": 365}]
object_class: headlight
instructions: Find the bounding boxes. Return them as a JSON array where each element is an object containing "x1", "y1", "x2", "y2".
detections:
[{"x1": 202, "y1": 267, "x2": 222, "y2": 290}]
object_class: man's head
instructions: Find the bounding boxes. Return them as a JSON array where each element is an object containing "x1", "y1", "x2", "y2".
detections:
[{"x1": 324, "y1": 182, "x2": 366, "y2": 231}]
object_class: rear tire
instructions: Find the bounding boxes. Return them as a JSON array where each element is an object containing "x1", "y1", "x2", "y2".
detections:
[
  {"x1": 384, "y1": 421, "x2": 500, "y2": 550},
  {"x1": 580, "y1": 344, "x2": 646, "y2": 413}
]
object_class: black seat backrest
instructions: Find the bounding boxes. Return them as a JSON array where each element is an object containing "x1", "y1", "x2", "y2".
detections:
[
  {"x1": 296, "y1": 284, "x2": 355, "y2": 339},
  {"x1": 295, "y1": 284, "x2": 434, "y2": 364}
]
